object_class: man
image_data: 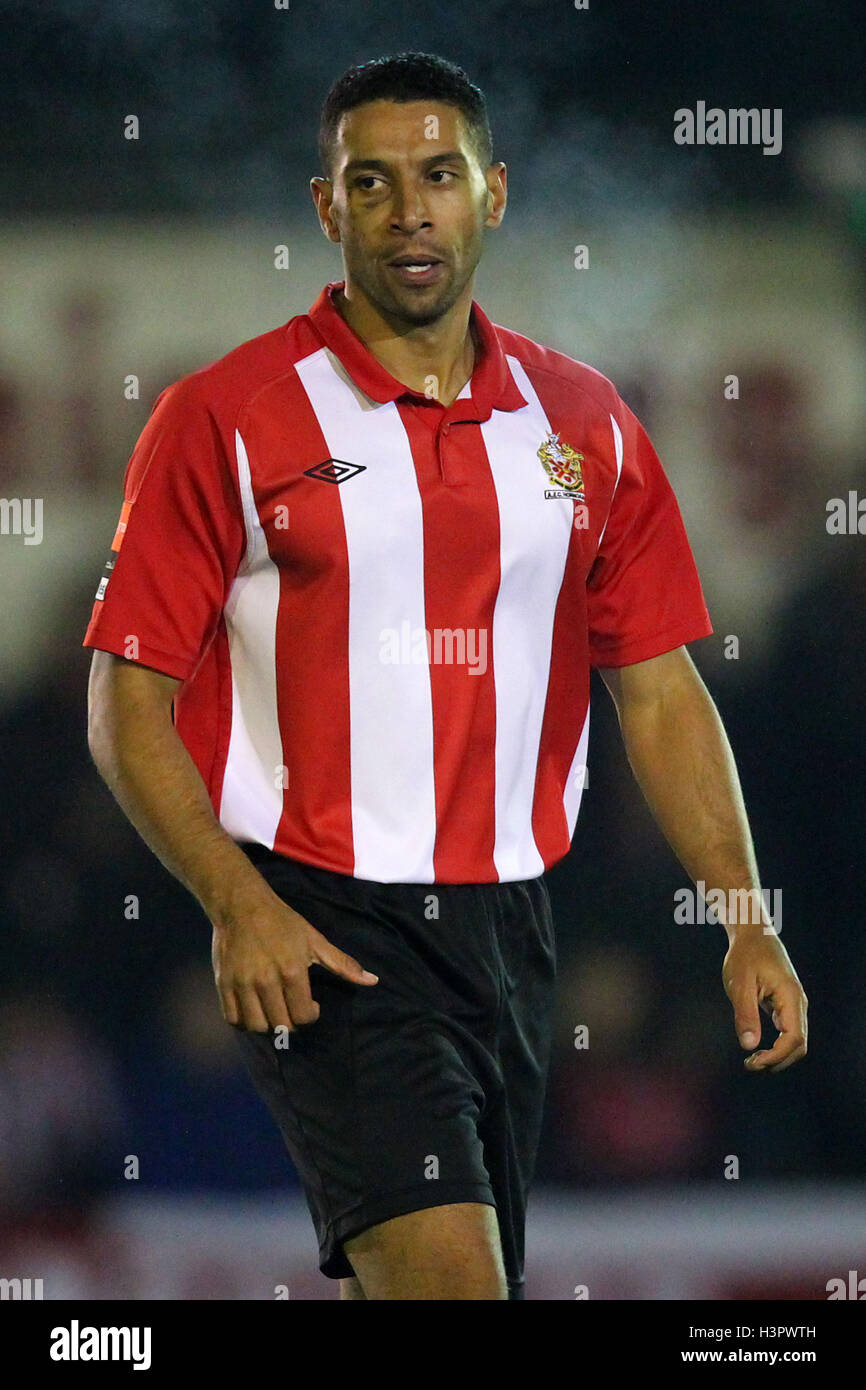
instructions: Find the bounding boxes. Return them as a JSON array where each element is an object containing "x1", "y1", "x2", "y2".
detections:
[{"x1": 84, "y1": 52, "x2": 808, "y2": 1301}]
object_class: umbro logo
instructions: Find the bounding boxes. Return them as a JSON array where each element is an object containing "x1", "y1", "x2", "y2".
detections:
[{"x1": 304, "y1": 459, "x2": 366, "y2": 485}]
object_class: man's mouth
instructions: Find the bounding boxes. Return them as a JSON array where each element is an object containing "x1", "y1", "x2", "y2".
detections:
[{"x1": 387, "y1": 256, "x2": 445, "y2": 285}]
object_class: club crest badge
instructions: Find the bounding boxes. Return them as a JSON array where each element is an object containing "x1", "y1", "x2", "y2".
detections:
[{"x1": 537, "y1": 432, "x2": 586, "y2": 501}]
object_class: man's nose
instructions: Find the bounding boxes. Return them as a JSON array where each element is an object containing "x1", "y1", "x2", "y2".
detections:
[{"x1": 389, "y1": 182, "x2": 430, "y2": 230}]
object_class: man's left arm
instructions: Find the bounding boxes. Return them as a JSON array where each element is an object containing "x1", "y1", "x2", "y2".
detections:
[{"x1": 597, "y1": 644, "x2": 808, "y2": 1073}]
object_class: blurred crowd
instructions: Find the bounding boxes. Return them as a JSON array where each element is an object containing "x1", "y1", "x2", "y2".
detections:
[{"x1": 541, "y1": 523, "x2": 866, "y2": 1187}]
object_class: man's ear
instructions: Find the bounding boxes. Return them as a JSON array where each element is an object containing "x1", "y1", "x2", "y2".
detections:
[
  {"x1": 483, "y1": 162, "x2": 507, "y2": 229},
  {"x1": 310, "y1": 176, "x2": 340, "y2": 243}
]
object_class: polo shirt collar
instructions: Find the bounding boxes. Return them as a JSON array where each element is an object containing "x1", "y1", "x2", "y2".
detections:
[{"x1": 306, "y1": 280, "x2": 526, "y2": 420}]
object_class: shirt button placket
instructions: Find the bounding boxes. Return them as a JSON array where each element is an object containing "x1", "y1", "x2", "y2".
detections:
[{"x1": 438, "y1": 419, "x2": 451, "y2": 484}]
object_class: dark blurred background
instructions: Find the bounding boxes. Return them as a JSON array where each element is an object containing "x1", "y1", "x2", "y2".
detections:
[{"x1": 1, "y1": 0, "x2": 864, "y2": 1298}]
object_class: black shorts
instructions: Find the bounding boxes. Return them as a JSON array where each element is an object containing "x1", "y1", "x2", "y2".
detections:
[{"x1": 230, "y1": 847, "x2": 557, "y2": 1299}]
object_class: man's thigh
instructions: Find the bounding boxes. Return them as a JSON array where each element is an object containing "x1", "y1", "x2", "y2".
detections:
[
  {"x1": 229, "y1": 875, "x2": 503, "y2": 1287},
  {"x1": 342, "y1": 1202, "x2": 508, "y2": 1300},
  {"x1": 230, "y1": 852, "x2": 551, "y2": 1298},
  {"x1": 339, "y1": 1276, "x2": 367, "y2": 1300}
]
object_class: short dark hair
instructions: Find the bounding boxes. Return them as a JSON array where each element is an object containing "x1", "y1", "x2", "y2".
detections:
[{"x1": 318, "y1": 52, "x2": 493, "y2": 179}]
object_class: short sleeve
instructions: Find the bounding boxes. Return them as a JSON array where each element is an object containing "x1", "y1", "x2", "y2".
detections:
[
  {"x1": 586, "y1": 397, "x2": 713, "y2": 667},
  {"x1": 82, "y1": 378, "x2": 246, "y2": 680}
]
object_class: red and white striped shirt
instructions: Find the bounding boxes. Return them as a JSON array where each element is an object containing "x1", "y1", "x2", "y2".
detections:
[{"x1": 83, "y1": 280, "x2": 712, "y2": 883}]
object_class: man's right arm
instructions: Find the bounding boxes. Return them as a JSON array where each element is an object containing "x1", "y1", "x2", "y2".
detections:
[{"x1": 86, "y1": 650, "x2": 378, "y2": 1032}]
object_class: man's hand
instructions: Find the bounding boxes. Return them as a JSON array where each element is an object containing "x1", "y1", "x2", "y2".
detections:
[
  {"x1": 211, "y1": 881, "x2": 378, "y2": 1034},
  {"x1": 598, "y1": 648, "x2": 809, "y2": 1077},
  {"x1": 722, "y1": 929, "x2": 808, "y2": 1073},
  {"x1": 87, "y1": 650, "x2": 379, "y2": 1036}
]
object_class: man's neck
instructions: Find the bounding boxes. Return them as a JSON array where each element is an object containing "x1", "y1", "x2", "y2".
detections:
[{"x1": 334, "y1": 282, "x2": 477, "y2": 407}]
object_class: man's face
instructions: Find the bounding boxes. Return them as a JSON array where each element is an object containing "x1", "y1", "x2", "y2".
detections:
[{"x1": 313, "y1": 99, "x2": 506, "y2": 327}]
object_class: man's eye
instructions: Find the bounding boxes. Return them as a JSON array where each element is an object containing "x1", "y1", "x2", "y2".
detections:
[
  {"x1": 356, "y1": 176, "x2": 384, "y2": 190},
  {"x1": 430, "y1": 169, "x2": 457, "y2": 182}
]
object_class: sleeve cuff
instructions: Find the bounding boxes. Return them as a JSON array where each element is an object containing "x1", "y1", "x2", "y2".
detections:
[
  {"x1": 81, "y1": 631, "x2": 196, "y2": 682},
  {"x1": 588, "y1": 615, "x2": 714, "y2": 669}
]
